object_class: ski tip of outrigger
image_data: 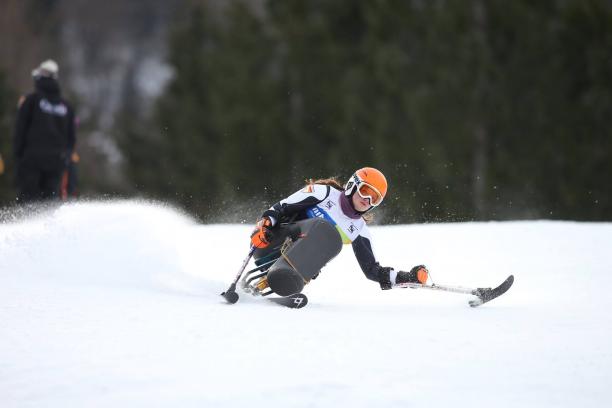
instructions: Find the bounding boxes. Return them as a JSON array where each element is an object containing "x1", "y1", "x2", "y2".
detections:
[{"x1": 469, "y1": 274, "x2": 515, "y2": 308}]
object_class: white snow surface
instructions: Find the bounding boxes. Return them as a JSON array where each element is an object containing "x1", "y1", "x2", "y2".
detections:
[{"x1": 1, "y1": 201, "x2": 611, "y2": 407}]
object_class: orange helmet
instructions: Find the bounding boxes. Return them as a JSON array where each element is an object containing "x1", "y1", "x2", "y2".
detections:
[{"x1": 344, "y1": 167, "x2": 388, "y2": 207}]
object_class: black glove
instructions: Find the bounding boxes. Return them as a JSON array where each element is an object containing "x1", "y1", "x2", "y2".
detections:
[
  {"x1": 396, "y1": 265, "x2": 429, "y2": 285},
  {"x1": 377, "y1": 266, "x2": 394, "y2": 290}
]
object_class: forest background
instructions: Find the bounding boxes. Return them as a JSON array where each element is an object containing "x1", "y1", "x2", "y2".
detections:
[{"x1": 1, "y1": 0, "x2": 610, "y2": 223}]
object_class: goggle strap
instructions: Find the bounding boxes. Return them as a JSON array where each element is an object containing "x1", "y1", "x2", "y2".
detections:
[{"x1": 345, "y1": 174, "x2": 361, "y2": 194}]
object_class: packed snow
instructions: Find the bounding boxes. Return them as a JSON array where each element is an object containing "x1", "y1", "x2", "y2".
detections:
[{"x1": 1, "y1": 201, "x2": 611, "y2": 407}]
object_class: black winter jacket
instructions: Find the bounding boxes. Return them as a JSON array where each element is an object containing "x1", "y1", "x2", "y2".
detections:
[{"x1": 14, "y1": 77, "x2": 76, "y2": 161}]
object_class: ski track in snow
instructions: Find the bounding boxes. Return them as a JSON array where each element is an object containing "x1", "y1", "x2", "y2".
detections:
[{"x1": 1, "y1": 201, "x2": 611, "y2": 407}]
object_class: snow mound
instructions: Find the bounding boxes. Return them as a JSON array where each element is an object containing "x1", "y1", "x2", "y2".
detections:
[{"x1": 0, "y1": 201, "x2": 219, "y2": 296}]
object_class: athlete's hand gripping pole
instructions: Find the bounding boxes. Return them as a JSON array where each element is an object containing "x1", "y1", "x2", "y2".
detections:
[
  {"x1": 250, "y1": 217, "x2": 274, "y2": 248},
  {"x1": 221, "y1": 246, "x2": 256, "y2": 304}
]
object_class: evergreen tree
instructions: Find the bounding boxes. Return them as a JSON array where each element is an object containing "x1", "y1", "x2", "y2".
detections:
[
  {"x1": 146, "y1": 5, "x2": 218, "y2": 217},
  {"x1": 121, "y1": 2, "x2": 287, "y2": 221},
  {"x1": 208, "y1": 2, "x2": 289, "y2": 205},
  {"x1": 0, "y1": 70, "x2": 15, "y2": 205},
  {"x1": 118, "y1": 0, "x2": 612, "y2": 222}
]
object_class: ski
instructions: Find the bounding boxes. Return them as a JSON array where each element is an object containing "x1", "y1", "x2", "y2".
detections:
[
  {"x1": 468, "y1": 275, "x2": 514, "y2": 307},
  {"x1": 267, "y1": 293, "x2": 308, "y2": 309},
  {"x1": 394, "y1": 274, "x2": 514, "y2": 307}
]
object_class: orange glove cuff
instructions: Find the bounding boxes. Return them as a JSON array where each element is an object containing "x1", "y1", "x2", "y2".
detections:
[
  {"x1": 250, "y1": 217, "x2": 273, "y2": 248},
  {"x1": 416, "y1": 267, "x2": 428, "y2": 284}
]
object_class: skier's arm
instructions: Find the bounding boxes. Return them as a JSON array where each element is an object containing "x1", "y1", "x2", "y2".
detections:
[
  {"x1": 352, "y1": 227, "x2": 397, "y2": 290},
  {"x1": 353, "y1": 228, "x2": 429, "y2": 289},
  {"x1": 261, "y1": 184, "x2": 331, "y2": 226},
  {"x1": 14, "y1": 95, "x2": 35, "y2": 159}
]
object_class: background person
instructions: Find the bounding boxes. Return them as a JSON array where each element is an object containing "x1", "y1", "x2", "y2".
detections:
[{"x1": 13, "y1": 59, "x2": 76, "y2": 203}]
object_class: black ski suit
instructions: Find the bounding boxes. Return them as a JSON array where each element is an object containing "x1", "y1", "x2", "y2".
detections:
[{"x1": 14, "y1": 77, "x2": 76, "y2": 202}]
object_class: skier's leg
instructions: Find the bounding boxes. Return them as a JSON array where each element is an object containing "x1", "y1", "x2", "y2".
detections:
[
  {"x1": 266, "y1": 218, "x2": 342, "y2": 296},
  {"x1": 39, "y1": 167, "x2": 63, "y2": 200},
  {"x1": 253, "y1": 223, "x2": 301, "y2": 268},
  {"x1": 242, "y1": 223, "x2": 301, "y2": 294},
  {"x1": 16, "y1": 158, "x2": 42, "y2": 203},
  {"x1": 266, "y1": 258, "x2": 305, "y2": 296}
]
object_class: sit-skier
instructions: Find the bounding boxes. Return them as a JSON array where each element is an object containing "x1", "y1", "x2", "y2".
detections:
[{"x1": 246, "y1": 167, "x2": 429, "y2": 296}]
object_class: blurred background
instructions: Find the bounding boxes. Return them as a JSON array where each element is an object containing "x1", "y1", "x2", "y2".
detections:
[{"x1": 1, "y1": 0, "x2": 611, "y2": 223}]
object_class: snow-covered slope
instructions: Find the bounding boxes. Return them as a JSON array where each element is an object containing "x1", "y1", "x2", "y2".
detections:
[{"x1": 1, "y1": 201, "x2": 611, "y2": 407}]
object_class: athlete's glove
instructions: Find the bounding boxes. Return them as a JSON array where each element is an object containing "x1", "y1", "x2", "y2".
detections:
[
  {"x1": 250, "y1": 217, "x2": 274, "y2": 248},
  {"x1": 396, "y1": 265, "x2": 429, "y2": 285},
  {"x1": 378, "y1": 265, "x2": 429, "y2": 289}
]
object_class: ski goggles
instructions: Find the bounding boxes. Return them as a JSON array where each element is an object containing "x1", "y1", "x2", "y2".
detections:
[{"x1": 356, "y1": 181, "x2": 384, "y2": 207}]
